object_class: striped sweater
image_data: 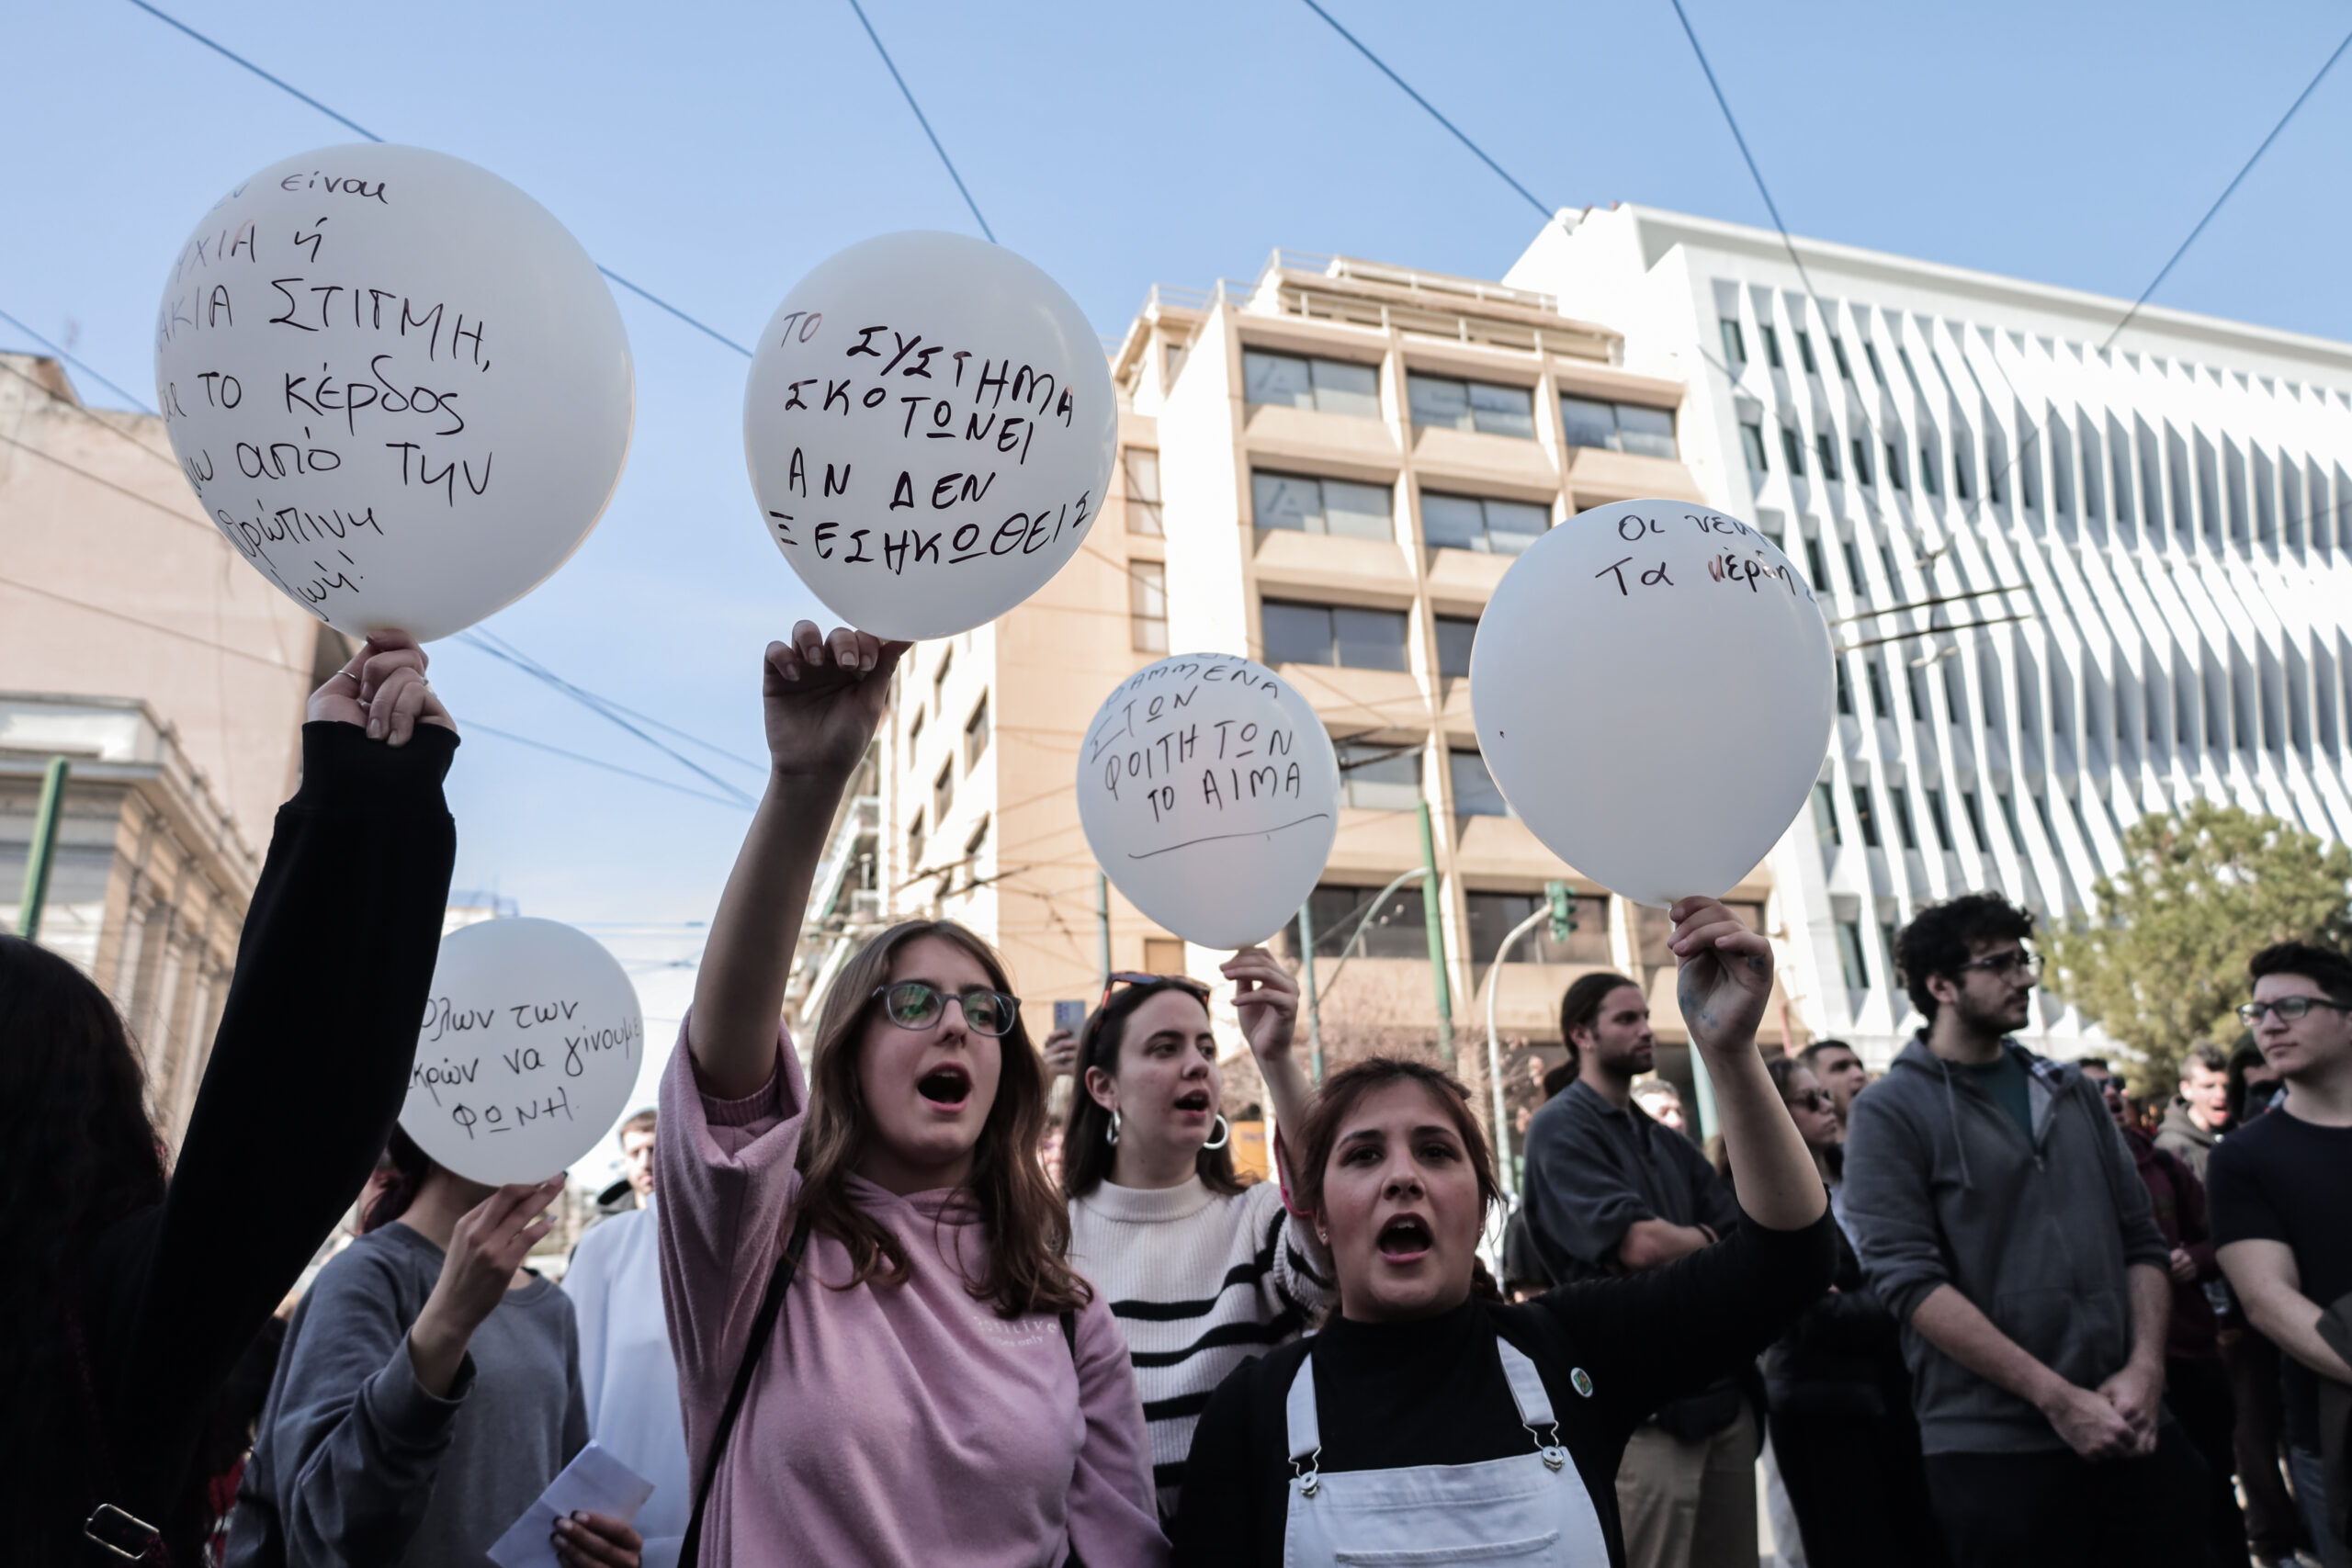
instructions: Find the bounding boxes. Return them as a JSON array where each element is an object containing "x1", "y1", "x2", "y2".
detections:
[{"x1": 1068, "y1": 1176, "x2": 1331, "y2": 1517}]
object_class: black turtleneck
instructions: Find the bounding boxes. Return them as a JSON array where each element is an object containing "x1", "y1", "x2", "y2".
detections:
[{"x1": 1170, "y1": 1210, "x2": 1837, "y2": 1568}]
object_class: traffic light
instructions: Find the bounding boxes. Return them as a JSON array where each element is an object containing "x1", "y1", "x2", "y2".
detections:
[{"x1": 1545, "y1": 880, "x2": 1576, "y2": 944}]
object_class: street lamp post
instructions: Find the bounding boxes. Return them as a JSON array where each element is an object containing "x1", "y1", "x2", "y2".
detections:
[{"x1": 1482, "y1": 907, "x2": 1550, "y2": 1201}]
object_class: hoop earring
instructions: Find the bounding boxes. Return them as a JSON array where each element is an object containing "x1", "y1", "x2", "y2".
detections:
[
  {"x1": 1202, "y1": 1114, "x2": 1230, "y2": 1151},
  {"x1": 1105, "y1": 1109, "x2": 1121, "y2": 1147}
]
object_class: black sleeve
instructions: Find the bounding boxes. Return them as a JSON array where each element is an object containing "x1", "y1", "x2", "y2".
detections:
[
  {"x1": 94, "y1": 722, "x2": 458, "y2": 1495},
  {"x1": 1534, "y1": 1210, "x2": 1836, "y2": 1441},
  {"x1": 1170, "y1": 1356, "x2": 1273, "y2": 1568},
  {"x1": 1522, "y1": 1107, "x2": 1650, "y2": 1269}
]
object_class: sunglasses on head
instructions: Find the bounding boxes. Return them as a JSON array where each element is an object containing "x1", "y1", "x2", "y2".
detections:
[
  {"x1": 869, "y1": 980, "x2": 1020, "y2": 1037},
  {"x1": 1084, "y1": 972, "x2": 1214, "y2": 1065}
]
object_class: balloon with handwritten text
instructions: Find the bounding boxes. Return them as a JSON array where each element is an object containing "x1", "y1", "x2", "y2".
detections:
[
  {"x1": 153, "y1": 145, "x2": 635, "y2": 641},
  {"x1": 1471, "y1": 499, "x2": 1833, "y2": 909},
  {"x1": 401, "y1": 918, "x2": 645, "y2": 1185},
  {"x1": 742, "y1": 231, "x2": 1116, "y2": 640},
  {"x1": 1078, "y1": 654, "x2": 1341, "y2": 949}
]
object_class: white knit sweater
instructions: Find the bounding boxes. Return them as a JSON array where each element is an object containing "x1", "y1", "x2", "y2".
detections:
[{"x1": 1067, "y1": 1176, "x2": 1331, "y2": 1517}]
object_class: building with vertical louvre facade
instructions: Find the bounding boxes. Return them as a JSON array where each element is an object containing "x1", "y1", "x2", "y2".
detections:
[{"x1": 1509, "y1": 205, "x2": 2352, "y2": 1062}]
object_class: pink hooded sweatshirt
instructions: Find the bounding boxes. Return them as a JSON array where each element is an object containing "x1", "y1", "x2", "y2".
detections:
[{"x1": 656, "y1": 1025, "x2": 1167, "y2": 1566}]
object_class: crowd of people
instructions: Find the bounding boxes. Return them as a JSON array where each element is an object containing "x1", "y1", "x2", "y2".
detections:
[{"x1": 5, "y1": 619, "x2": 2349, "y2": 1568}]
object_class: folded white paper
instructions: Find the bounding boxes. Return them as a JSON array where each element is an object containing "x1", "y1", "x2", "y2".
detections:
[{"x1": 488, "y1": 1441, "x2": 659, "y2": 1568}]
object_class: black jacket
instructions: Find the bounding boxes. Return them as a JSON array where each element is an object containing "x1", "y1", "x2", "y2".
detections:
[{"x1": 62, "y1": 723, "x2": 457, "y2": 1564}]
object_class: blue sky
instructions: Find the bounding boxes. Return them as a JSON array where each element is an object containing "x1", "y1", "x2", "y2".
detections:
[{"x1": 9, "y1": 0, "x2": 2350, "y2": 1178}]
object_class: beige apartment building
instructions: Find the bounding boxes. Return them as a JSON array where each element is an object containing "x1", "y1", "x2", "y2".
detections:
[
  {"x1": 1, "y1": 350, "x2": 340, "y2": 1150},
  {"x1": 785, "y1": 253, "x2": 1804, "y2": 1142}
]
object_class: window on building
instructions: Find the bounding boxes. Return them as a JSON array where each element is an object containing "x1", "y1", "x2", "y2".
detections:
[
  {"x1": 1835, "y1": 919, "x2": 1871, "y2": 988},
  {"x1": 907, "y1": 706, "x2": 924, "y2": 752},
  {"x1": 1243, "y1": 350, "x2": 1381, "y2": 417},
  {"x1": 1449, "y1": 749, "x2": 1510, "y2": 817},
  {"x1": 1407, "y1": 374, "x2": 1536, "y2": 438},
  {"x1": 1130, "y1": 561, "x2": 1169, "y2": 653},
  {"x1": 1812, "y1": 782, "x2": 1842, "y2": 848},
  {"x1": 1954, "y1": 432, "x2": 1975, "y2": 502},
  {"x1": 1907, "y1": 661, "x2": 1933, "y2": 722},
  {"x1": 1337, "y1": 741, "x2": 1422, "y2": 810},
  {"x1": 1831, "y1": 336, "x2": 1855, "y2": 382},
  {"x1": 1816, "y1": 432, "x2": 1842, "y2": 481},
  {"x1": 908, "y1": 809, "x2": 926, "y2": 868},
  {"x1": 1889, "y1": 785, "x2": 1919, "y2": 850},
  {"x1": 1836, "y1": 660, "x2": 1855, "y2": 716},
  {"x1": 1559, "y1": 396, "x2": 1679, "y2": 458},
  {"x1": 1720, "y1": 318, "x2": 1747, "y2": 365},
  {"x1": 1864, "y1": 341, "x2": 1889, "y2": 389},
  {"x1": 1853, "y1": 784, "x2": 1883, "y2": 848},
  {"x1": 1851, "y1": 435, "x2": 1874, "y2": 487},
  {"x1": 1925, "y1": 786, "x2": 1955, "y2": 852},
  {"x1": 1761, "y1": 324, "x2": 1784, "y2": 370},
  {"x1": 1781, "y1": 424, "x2": 1807, "y2": 477},
  {"x1": 963, "y1": 694, "x2": 989, "y2": 773},
  {"x1": 1867, "y1": 658, "x2": 1893, "y2": 719},
  {"x1": 1124, "y1": 448, "x2": 1163, "y2": 536},
  {"x1": 1842, "y1": 539, "x2": 1868, "y2": 595},
  {"x1": 1997, "y1": 790, "x2": 2027, "y2": 847},
  {"x1": 1919, "y1": 440, "x2": 1941, "y2": 498},
  {"x1": 1465, "y1": 889, "x2": 1611, "y2": 965},
  {"x1": 1436, "y1": 615, "x2": 1478, "y2": 679},
  {"x1": 1252, "y1": 470, "x2": 1393, "y2": 541},
  {"x1": 1262, "y1": 601, "x2": 1409, "y2": 671},
  {"x1": 1421, "y1": 491, "x2": 1548, "y2": 555},
  {"x1": 933, "y1": 760, "x2": 956, "y2": 824},
  {"x1": 1796, "y1": 330, "x2": 1819, "y2": 377},
  {"x1": 1741, "y1": 422, "x2": 1770, "y2": 472},
  {"x1": 1887, "y1": 440, "x2": 1907, "y2": 491},
  {"x1": 1962, "y1": 789, "x2": 1989, "y2": 852},
  {"x1": 1804, "y1": 536, "x2": 1831, "y2": 592},
  {"x1": 933, "y1": 648, "x2": 953, "y2": 705},
  {"x1": 1289, "y1": 883, "x2": 1425, "y2": 959}
]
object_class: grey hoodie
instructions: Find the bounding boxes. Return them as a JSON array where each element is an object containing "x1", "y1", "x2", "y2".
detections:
[
  {"x1": 1841, "y1": 1034, "x2": 2170, "y2": 1455},
  {"x1": 2154, "y1": 1100, "x2": 2221, "y2": 1179}
]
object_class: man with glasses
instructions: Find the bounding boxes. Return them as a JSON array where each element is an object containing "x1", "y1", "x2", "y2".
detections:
[
  {"x1": 2211, "y1": 942, "x2": 2352, "y2": 1568},
  {"x1": 1842, "y1": 894, "x2": 2202, "y2": 1567}
]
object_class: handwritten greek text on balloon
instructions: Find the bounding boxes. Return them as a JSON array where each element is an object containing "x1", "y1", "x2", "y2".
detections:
[
  {"x1": 1077, "y1": 654, "x2": 1340, "y2": 949},
  {"x1": 1471, "y1": 498, "x2": 1834, "y2": 911},
  {"x1": 745, "y1": 231, "x2": 1117, "y2": 641},
  {"x1": 153, "y1": 143, "x2": 632, "y2": 641},
  {"x1": 400, "y1": 919, "x2": 643, "y2": 1186}
]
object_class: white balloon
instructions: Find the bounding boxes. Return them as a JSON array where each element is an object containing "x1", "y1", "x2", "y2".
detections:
[
  {"x1": 742, "y1": 231, "x2": 1116, "y2": 640},
  {"x1": 1471, "y1": 499, "x2": 1834, "y2": 909},
  {"x1": 153, "y1": 144, "x2": 634, "y2": 642},
  {"x1": 1077, "y1": 653, "x2": 1341, "y2": 950},
  {"x1": 401, "y1": 918, "x2": 645, "y2": 1185}
]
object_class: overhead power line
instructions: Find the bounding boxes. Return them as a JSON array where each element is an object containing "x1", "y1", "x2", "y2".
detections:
[
  {"x1": 1296, "y1": 0, "x2": 1554, "y2": 221},
  {"x1": 843, "y1": 0, "x2": 996, "y2": 242},
  {"x1": 2099, "y1": 23, "x2": 2352, "y2": 351},
  {"x1": 1667, "y1": 0, "x2": 1824, "y2": 307},
  {"x1": 0, "y1": 310, "x2": 157, "y2": 414},
  {"x1": 465, "y1": 722, "x2": 751, "y2": 809},
  {"x1": 118, "y1": 0, "x2": 752, "y2": 357}
]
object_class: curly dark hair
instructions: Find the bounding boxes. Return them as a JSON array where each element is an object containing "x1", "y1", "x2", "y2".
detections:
[
  {"x1": 0, "y1": 934, "x2": 169, "y2": 1551},
  {"x1": 2248, "y1": 942, "x2": 2352, "y2": 1009},
  {"x1": 1894, "y1": 893, "x2": 2036, "y2": 1021}
]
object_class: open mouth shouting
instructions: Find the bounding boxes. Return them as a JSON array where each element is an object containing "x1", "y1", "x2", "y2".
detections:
[
  {"x1": 1375, "y1": 1213, "x2": 1433, "y2": 1266},
  {"x1": 915, "y1": 1063, "x2": 973, "y2": 1114},
  {"x1": 1172, "y1": 1088, "x2": 1214, "y2": 1121}
]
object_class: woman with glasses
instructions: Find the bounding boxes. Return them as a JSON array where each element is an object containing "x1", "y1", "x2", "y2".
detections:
[
  {"x1": 1757, "y1": 1057, "x2": 1947, "y2": 1568},
  {"x1": 657, "y1": 624, "x2": 1164, "y2": 1568},
  {"x1": 1062, "y1": 957, "x2": 1329, "y2": 1518}
]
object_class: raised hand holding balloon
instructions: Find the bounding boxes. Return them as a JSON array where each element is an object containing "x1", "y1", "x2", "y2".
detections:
[
  {"x1": 1470, "y1": 499, "x2": 1833, "y2": 909},
  {"x1": 1076, "y1": 654, "x2": 1340, "y2": 950},
  {"x1": 153, "y1": 145, "x2": 635, "y2": 641},
  {"x1": 401, "y1": 919, "x2": 645, "y2": 1186},
  {"x1": 742, "y1": 231, "x2": 1116, "y2": 640}
]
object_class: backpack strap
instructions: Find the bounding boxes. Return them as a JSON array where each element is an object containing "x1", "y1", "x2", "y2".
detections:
[{"x1": 679, "y1": 1213, "x2": 811, "y2": 1568}]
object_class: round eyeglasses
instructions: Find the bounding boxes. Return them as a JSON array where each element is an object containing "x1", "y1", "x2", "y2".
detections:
[{"x1": 869, "y1": 980, "x2": 1021, "y2": 1037}]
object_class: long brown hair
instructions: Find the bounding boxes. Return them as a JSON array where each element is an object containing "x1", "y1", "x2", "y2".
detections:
[
  {"x1": 1061, "y1": 977, "x2": 1247, "y2": 1201},
  {"x1": 794, "y1": 919, "x2": 1089, "y2": 1317}
]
